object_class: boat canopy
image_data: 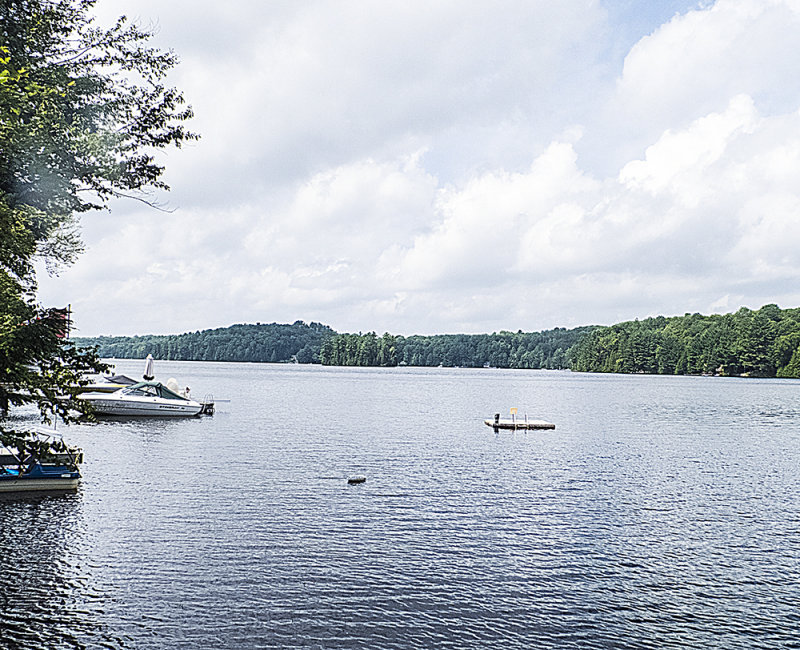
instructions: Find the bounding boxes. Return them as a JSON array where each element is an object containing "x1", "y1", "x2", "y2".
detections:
[
  {"x1": 121, "y1": 381, "x2": 188, "y2": 401},
  {"x1": 104, "y1": 374, "x2": 138, "y2": 385}
]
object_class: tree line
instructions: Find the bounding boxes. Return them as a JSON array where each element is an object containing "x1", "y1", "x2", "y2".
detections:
[
  {"x1": 318, "y1": 328, "x2": 594, "y2": 368},
  {"x1": 73, "y1": 321, "x2": 334, "y2": 364},
  {"x1": 76, "y1": 324, "x2": 590, "y2": 369},
  {"x1": 73, "y1": 305, "x2": 800, "y2": 378},
  {"x1": 571, "y1": 304, "x2": 800, "y2": 377}
]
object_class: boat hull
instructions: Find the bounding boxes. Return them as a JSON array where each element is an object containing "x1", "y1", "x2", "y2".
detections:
[
  {"x1": 0, "y1": 465, "x2": 81, "y2": 493},
  {"x1": 0, "y1": 476, "x2": 80, "y2": 493}
]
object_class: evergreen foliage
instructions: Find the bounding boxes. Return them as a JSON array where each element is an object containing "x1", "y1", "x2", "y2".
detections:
[
  {"x1": 318, "y1": 332, "x2": 399, "y2": 367},
  {"x1": 73, "y1": 321, "x2": 334, "y2": 363},
  {"x1": 571, "y1": 304, "x2": 800, "y2": 377},
  {"x1": 75, "y1": 324, "x2": 589, "y2": 369},
  {"x1": 74, "y1": 305, "x2": 800, "y2": 378},
  {"x1": 73, "y1": 306, "x2": 800, "y2": 378},
  {"x1": 318, "y1": 327, "x2": 592, "y2": 369},
  {"x1": 1, "y1": 0, "x2": 196, "y2": 453}
]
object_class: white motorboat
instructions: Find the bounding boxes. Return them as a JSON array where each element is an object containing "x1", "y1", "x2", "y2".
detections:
[{"x1": 80, "y1": 381, "x2": 204, "y2": 417}]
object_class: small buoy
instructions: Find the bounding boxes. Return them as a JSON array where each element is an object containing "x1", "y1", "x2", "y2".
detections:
[{"x1": 347, "y1": 475, "x2": 366, "y2": 484}]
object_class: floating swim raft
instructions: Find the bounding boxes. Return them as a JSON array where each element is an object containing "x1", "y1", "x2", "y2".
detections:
[{"x1": 485, "y1": 414, "x2": 555, "y2": 430}]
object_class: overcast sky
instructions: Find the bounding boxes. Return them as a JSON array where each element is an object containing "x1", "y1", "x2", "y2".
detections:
[{"x1": 37, "y1": 0, "x2": 800, "y2": 337}]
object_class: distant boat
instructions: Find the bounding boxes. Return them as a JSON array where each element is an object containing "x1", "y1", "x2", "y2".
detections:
[
  {"x1": 0, "y1": 432, "x2": 82, "y2": 493},
  {"x1": 79, "y1": 380, "x2": 205, "y2": 417},
  {"x1": 485, "y1": 413, "x2": 555, "y2": 430}
]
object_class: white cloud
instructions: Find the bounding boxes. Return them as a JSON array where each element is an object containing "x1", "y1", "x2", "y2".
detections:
[
  {"x1": 618, "y1": 0, "x2": 800, "y2": 117},
  {"x1": 35, "y1": 0, "x2": 800, "y2": 336},
  {"x1": 582, "y1": 0, "x2": 800, "y2": 173},
  {"x1": 382, "y1": 92, "x2": 800, "y2": 331},
  {"x1": 619, "y1": 94, "x2": 758, "y2": 198}
]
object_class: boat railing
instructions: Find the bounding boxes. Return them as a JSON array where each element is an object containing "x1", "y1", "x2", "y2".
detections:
[{"x1": 199, "y1": 394, "x2": 215, "y2": 415}]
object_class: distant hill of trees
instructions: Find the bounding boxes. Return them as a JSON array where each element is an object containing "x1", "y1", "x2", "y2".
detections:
[
  {"x1": 73, "y1": 321, "x2": 334, "y2": 363},
  {"x1": 72, "y1": 304, "x2": 800, "y2": 377}
]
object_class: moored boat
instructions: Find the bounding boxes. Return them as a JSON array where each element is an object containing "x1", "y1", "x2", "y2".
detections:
[
  {"x1": 79, "y1": 380, "x2": 204, "y2": 417},
  {"x1": 0, "y1": 462, "x2": 81, "y2": 493},
  {"x1": 0, "y1": 432, "x2": 82, "y2": 493},
  {"x1": 485, "y1": 413, "x2": 555, "y2": 430}
]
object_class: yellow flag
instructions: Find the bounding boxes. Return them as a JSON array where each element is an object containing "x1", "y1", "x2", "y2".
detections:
[{"x1": 510, "y1": 407, "x2": 518, "y2": 415}]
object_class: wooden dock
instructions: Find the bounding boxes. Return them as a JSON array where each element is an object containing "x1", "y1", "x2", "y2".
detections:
[{"x1": 484, "y1": 416, "x2": 555, "y2": 430}]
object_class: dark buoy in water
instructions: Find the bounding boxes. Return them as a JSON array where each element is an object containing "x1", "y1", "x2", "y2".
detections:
[{"x1": 347, "y1": 475, "x2": 366, "y2": 484}]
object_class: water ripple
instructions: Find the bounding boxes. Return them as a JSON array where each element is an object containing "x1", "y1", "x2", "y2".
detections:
[{"x1": 2, "y1": 364, "x2": 800, "y2": 648}]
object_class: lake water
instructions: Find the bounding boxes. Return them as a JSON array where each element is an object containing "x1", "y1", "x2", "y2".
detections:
[{"x1": 2, "y1": 361, "x2": 799, "y2": 649}]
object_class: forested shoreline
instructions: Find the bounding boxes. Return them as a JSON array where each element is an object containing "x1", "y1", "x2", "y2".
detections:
[
  {"x1": 317, "y1": 328, "x2": 593, "y2": 368},
  {"x1": 73, "y1": 304, "x2": 800, "y2": 378},
  {"x1": 572, "y1": 304, "x2": 800, "y2": 377},
  {"x1": 74, "y1": 321, "x2": 334, "y2": 364},
  {"x1": 73, "y1": 322, "x2": 589, "y2": 369}
]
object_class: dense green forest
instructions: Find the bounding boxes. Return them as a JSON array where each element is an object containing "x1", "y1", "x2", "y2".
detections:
[
  {"x1": 74, "y1": 322, "x2": 589, "y2": 369},
  {"x1": 318, "y1": 328, "x2": 594, "y2": 368},
  {"x1": 572, "y1": 304, "x2": 800, "y2": 377},
  {"x1": 73, "y1": 321, "x2": 334, "y2": 363},
  {"x1": 73, "y1": 304, "x2": 800, "y2": 377}
]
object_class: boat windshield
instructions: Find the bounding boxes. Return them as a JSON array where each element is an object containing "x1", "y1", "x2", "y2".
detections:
[{"x1": 122, "y1": 382, "x2": 188, "y2": 401}]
